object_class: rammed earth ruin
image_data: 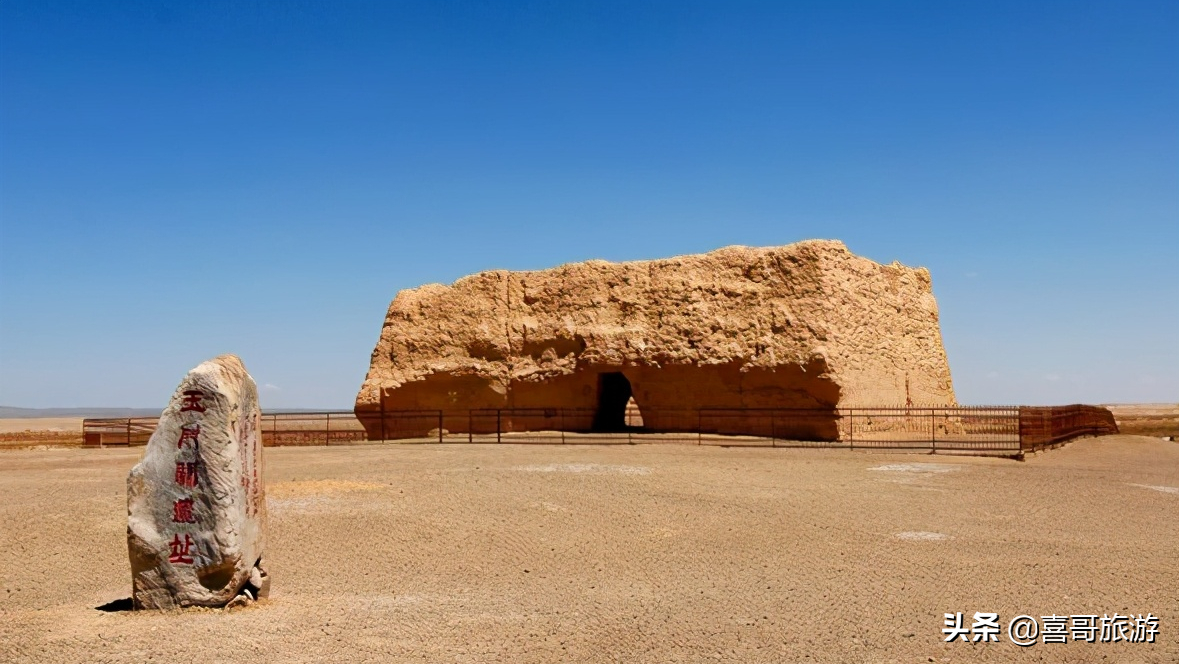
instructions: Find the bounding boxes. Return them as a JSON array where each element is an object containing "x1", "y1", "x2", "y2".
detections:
[{"x1": 355, "y1": 240, "x2": 956, "y2": 440}]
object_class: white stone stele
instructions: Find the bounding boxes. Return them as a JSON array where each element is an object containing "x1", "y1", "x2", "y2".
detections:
[{"x1": 127, "y1": 354, "x2": 269, "y2": 610}]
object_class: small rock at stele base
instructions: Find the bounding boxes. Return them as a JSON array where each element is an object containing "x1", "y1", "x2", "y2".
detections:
[{"x1": 127, "y1": 354, "x2": 269, "y2": 609}]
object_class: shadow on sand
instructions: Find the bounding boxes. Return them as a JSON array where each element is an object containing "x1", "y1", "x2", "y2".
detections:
[{"x1": 95, "y1": 597, "x2": 134, "y2": 612}]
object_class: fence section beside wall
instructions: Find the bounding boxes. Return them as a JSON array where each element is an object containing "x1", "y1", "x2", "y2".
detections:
[
  {"x1": 83, "y1": 405, "x2": 1099, "y2": 455},
  {"x1": 82, "y1": 411, "x2": 397, "y2": 448},
  {"x1": 81, "y1": 418, "x2": 158, "y2": 447},
  {"x1": 83, "y1": 405, "x2": 1115, "y2": 454},
  {"x1": 842, "y1": 406, "x2": 1021, "y2": 452},
  {"x1": 1018, "y1": 405, "x2": 1119, "y2": 452},
  {"x1": 261, "y1": 412, "x2": 371, "y2": 447}
]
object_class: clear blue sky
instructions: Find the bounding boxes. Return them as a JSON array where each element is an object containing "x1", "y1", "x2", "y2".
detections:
[{"x1": 1, "y1": 1, "x2": 1175, "y2": 409}]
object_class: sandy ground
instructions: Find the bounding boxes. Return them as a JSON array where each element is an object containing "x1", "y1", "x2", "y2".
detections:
[
  {"x1": 1, "y1": 435, "x2": 1176, "y2": 663},
  {"x1": 0, "y1": 419, "x2": 84, "y2": 450}
]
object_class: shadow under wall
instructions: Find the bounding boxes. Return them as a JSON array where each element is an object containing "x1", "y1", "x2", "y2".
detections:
[
  {"x1": 359, "y1": 360, "x2": 842, "y2": 441},
  {"x1": 626, "y1": 361, "x2": 841, "y2": 440}
]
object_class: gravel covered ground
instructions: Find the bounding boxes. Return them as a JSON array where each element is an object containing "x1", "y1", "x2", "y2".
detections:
[{"x1": 2, "y1": 435, "x2": 1176, "y2": 663}]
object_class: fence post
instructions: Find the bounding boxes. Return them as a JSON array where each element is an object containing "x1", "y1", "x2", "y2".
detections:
[
  {"x1": 849, "y1": 410, "x2": 855, "y2": 451},
  {"x1": 1012, "y1": 407, "x2": 1020, "y2": 453},
  {"x1": 468, "y1": 410, "x2": 473, "y2": 444},
  {"x1": 697, "y1": 409, "x2": 702, "y2": 445},
  {"x1": 1017, "y1": 407, "x2": 1024, "y2": 451},
  {"x1": 380, "y1": 400, "x2": 386, "y2": 442},
  {"x1": 438, "y1": 411, "x2": 444, "y2": 444},
  {"x1": 326, "y1": 412, "x2": 331, "y2": 446},
  {"x1": 496, "y1": 410, "x2": 502, "y2": 444},
  {"x1": 771, "y1": 411, "x2": 777, "y2": 448},
  {"x1": 930, "y1": 408, "x2": 937, "y2": 454},
  {"x1": 126, "y1": 419, "x2": 131, "y2": 447}
]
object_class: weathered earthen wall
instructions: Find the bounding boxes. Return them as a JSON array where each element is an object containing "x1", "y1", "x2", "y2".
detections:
[{"x1": 356, "y1": 240, "x2": 955, "y2": 440}]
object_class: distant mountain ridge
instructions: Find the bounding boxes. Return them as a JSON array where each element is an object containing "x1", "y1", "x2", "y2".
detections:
[
  {"x1": 0, "y1": 406, "x2": 340, "y2": 419},
  {"x1": 0, "y1": 406, "x2": 164, "y2": 419}
]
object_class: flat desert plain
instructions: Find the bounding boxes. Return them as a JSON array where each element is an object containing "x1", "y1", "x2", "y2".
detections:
[
  {"x1": 1, "y1": 436, "x2": 1176, "y2": 663},
  {"x1": 0, "y1": 419, "x2": 83, "y2": 449},
  {"x1": 1106, "y1": 404, "x2": 1179, "y2": 439}
]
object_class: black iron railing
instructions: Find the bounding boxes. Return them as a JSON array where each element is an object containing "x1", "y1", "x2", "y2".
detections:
[{"x1": 84, "y1": 403, "x2": 1117, "y2": 455}]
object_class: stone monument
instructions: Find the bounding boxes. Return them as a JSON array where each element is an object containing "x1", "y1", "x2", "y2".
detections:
[{"x1": 127, "y1": 354, "x2": 269, "y2": 609}]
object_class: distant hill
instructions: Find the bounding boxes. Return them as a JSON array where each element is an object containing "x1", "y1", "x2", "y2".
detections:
[
  {"x1": 0, "y1": 406, "x2": 164, "y2": 419},
  {"x1": 1, "y1": 405, "x2": 166, "y2": 415},
  {"x1": 0, "y1": 406, "x2": 343, "y2": 419}
]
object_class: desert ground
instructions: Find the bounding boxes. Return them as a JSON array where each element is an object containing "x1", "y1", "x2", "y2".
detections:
[
  {"x1": 1105, "y1": 404, "x2": 1179, "y2": 439},
  {"x1": 1, "y1": 435, "x2": 1176, "y2": 663},
  {"x1": 0, "y1": 418, "x2": 84, "y2": 449}
]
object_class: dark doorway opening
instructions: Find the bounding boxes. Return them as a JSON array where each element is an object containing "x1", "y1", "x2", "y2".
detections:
[{"x1": 592, "y1": 372, "x2": 633, "y2": 432}]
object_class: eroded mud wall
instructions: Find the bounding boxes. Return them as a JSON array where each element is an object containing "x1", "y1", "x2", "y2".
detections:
[{"x1": 357, "y1": 240, "x2": 955, "y2": 440}]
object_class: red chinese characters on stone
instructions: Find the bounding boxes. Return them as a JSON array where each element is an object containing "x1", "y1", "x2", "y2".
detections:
[
  {"x1": 174, "y1": 462, "x2": 198, "y2": 488},
  {"x1": 180, "y1": 390, "x2": 206, "y2": 413},
  {"x1": 252, "y1": 464, "x2": 260, "y2": 516},
  {"x1": 168, "y1": 533, "x2": 195, "y2": 564},
  {"x1": 172, "y1": 498, "x2": 196, "y2": 524},
  {"x1": 177, "y1": 424, "x2": 200, "y2": 449}
]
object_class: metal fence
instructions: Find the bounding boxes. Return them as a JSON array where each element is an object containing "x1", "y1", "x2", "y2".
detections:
[
  {"x1": 84, "y1": 412, "x2": 381, "y2": 448},
  {"x1": 844, "y1": 406, "x2": 1022, "y2": 452},
  {"x1": 83, "y1": 404, "x2": 1115, "y2": 455},
  {"x1": 1019, "y1": 405, "x2": 1120, "y2": 452},
  {"x1": 82, "y1": 417, "x2": 159, "y2": 447}
]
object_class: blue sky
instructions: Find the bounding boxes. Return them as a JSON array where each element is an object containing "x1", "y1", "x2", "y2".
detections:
[{"x1": 1, "y1": 1, "x2": 1175, "y2": 409}]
